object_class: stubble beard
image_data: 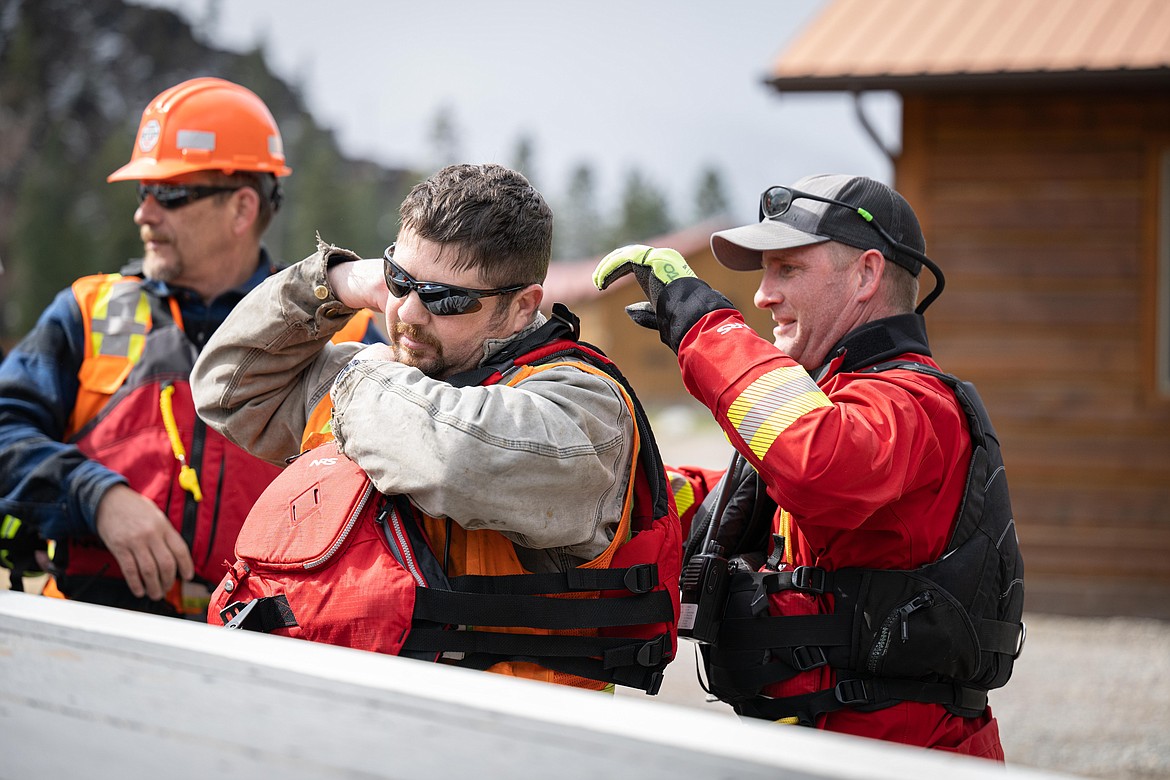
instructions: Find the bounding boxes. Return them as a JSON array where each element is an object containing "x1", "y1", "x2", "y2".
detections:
[
  {"x1": 140, "y1": 237, "x2": 181, "y2": 284},
  {"x1": 391, "y1": 323, "x2": 444, "y2": 377}
]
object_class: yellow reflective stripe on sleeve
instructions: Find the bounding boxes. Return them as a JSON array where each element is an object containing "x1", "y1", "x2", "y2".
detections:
[
  {"x1": 666, "y1": 471, "x2": 696, "y2": 517},
  {"x1": 726, "y1": 366, "x2": 831, "y2": 461}
]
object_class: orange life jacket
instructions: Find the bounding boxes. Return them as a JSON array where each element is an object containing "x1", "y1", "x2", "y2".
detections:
[
  {"x1": 55, "y1": 274, "x2": 284, "y2": 614},
  {"x1": 210, "y1": 306, "x2": 682, "y2": 693}
]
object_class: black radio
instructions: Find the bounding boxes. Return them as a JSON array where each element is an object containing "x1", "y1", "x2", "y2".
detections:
[{"x1": 678, "y1": 539, "x2": 731, "y2": 644}]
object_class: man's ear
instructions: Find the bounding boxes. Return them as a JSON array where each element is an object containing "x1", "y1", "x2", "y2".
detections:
[
  {"x1": 509, "y1": 283, "x2": 544, "y2": 327},
  {"x1": 230, "y1": 186, "x2": 261, "y2": 236},
  {"x1": 855, "y1": 249, "x2": 885, "y2": 303}
]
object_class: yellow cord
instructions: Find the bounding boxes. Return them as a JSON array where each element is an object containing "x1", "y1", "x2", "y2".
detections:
[{"x1": 159, "y1": 384, "x2": 202, "y2": 502}]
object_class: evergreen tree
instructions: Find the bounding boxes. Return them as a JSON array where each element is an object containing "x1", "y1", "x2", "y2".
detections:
[
  {"x1": 510, "y1": 134, "x2": 539, "y2": 189},
  {"x1": 610, "y1": 168, "x2": 673, "y2": 247},
  {"x1": 553, "y1": 162, "x2": 607, "y2": 261},
  {"x1": 427, "y1": 104, "x2": 461, "y2": 173},
  {"x1": 694, "y1": 164, "x2": 730, "y2": 221}
]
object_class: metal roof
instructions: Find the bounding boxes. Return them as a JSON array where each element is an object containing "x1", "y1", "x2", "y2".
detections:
[{"x1": 769, "y1": 0, "x2": 1170, "y2": 92}]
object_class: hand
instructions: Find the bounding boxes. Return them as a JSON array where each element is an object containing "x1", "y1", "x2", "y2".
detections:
[
  {"x1": 592, "y1": 244, "x2": 696, "y2": 303},
  {"x1": 95, "y1": 484, "x2": 194, "y2": 601},
  {"x1": 593, "y1": 245, "x2": 697, "y2": 331}
]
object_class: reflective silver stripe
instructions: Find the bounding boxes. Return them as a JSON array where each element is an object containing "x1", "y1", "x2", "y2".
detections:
[
  {"x1": 91, "y1": 283, "x2": 149, "y2": 358},
  {"x1": 176, "y1": 129, "x2": 216, "y2": 151},
  {"x1": 726, "y1": 366, "x2": 831, "y2": 460}
]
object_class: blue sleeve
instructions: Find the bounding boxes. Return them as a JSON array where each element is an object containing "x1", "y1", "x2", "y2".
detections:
[{"x1": 0, "y1": 288, "x2": 126, "y2": 539}]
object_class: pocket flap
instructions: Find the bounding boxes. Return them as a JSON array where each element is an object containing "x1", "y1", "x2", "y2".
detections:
[{"x1": 235, "y1": 441, "x2": 374, "y2": 569}]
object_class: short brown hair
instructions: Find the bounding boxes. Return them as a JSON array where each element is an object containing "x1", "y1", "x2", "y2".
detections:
[
  {"x1": 828, "y1": 241, "x2": 919, "y2": 313},
  {"x1": 399, "y1": 164, "x2": 552, "y2": 288},
  {"x1": 208, "y1": 171, "x2": 280, "y2": 234}
]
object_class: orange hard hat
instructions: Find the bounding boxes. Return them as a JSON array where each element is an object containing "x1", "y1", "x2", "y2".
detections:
[{"x1": 108, "y1": 77, "x2": 292, "y2": 182}]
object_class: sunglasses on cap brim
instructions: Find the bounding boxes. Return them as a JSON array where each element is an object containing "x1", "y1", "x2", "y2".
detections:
[
  {"x1": 759, "y1": 184, "x2": 946, "y2": 313},
  {"x1": 382, "y1": 244, "x2": 530, "y2": 316}
]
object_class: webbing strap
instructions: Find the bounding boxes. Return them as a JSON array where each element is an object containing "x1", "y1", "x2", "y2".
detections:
[
  {"x1": 706, "y1": 652, "x2": 812, "y2": 694},
  {"x1": 413, "y1": 588, "x2": 672, "y2": 630},
  {"x1": 453, "y1": 650, "x2": 667, "y2": 694},
  {"x1": 715, "y1": 613, "x2": 852, "y2": 651},
  {"x1": 402, "y1": 628, "x2": 669, "y2": 670},
  {"x1": 735, "y1": 678, "x2": 989, "y2": 723},
  {"x1": 979, "y1": 617, "x2": 1026, "y2": 657},
  {"x1": 448, "y1": 564, "x2": 657, "y2": 596}
]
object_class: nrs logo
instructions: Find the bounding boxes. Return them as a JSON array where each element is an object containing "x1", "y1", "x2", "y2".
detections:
[
  {"x1": 309, "y1": 457, "x2": 338, "y2": 467},
  {"x1": 716, "y1": 322, "x2": 750, "y2": 335}
]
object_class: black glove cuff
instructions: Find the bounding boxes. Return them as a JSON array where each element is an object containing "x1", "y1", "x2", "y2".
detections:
[{"x1": 656, "y1": 276, "x2": 737, "y2": 353}]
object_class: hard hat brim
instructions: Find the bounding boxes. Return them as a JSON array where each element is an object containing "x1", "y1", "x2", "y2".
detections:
[{"x1": 107, "y1": 157, "x2": 292, "y2": 183}]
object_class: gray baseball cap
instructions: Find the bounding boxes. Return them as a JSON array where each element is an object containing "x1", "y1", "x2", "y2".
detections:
[{"x1": 711, "y1": 174, "x2": 927, "y2": 275}]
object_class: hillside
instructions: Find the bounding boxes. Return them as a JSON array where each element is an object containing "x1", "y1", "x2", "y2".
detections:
[{"x1": 0, "y1": 0, "x2": 412, "y2": 343}]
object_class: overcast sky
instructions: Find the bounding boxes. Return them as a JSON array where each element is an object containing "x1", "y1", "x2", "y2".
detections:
[{"x1": 128, "y1": 0, "x2": 899, "y2": 225}]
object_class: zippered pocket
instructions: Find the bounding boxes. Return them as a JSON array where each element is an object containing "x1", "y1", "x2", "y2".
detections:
[{"x1": 857, "y1": 571, "x2": 980, "y2": 681}]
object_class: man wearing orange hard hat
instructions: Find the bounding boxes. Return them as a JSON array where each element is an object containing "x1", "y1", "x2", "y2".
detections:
[{"x1": 0, "y1": 77, "x2": 378, "y2": 617}]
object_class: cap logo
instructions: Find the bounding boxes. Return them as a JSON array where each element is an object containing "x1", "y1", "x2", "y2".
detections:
[
  {"x1": 268, "y1": 134, "x2": 284, "y2": 159},
  {"x1": 138, "y1": 119, "x2": 161, "y2": 153},
  {"x1": 176, "y1": 129, "x2": 216, "y2": 152}
]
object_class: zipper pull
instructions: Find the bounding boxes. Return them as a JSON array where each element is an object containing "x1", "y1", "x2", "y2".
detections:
[
  {"x1": 374, "y1": 501, "x2": 390, "y2": 527},
  {"x1": 898, "y1": 591, "x2": 934, "y2": 642}
]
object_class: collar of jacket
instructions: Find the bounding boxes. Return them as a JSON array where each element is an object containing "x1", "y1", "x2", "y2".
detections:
[
  {"x1": 478, "y1": 310, "x2": 549, "y2": 365},
  {"x1": 125, "y1": 246, "x2": 279, "y2": 305},
  {"x1": 817, "y1": 312, "x2": 932, "y2": 378}
]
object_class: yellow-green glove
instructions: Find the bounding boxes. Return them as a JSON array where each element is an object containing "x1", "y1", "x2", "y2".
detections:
[{"x1": 593, "y1": 245, "x2": 698, "y2": 329}]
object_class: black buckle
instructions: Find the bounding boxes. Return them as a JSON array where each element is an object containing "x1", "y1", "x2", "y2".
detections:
[
  {"x1": 834, "y1": 678, "x2": 872, "y2": 706},
  {"x1": 790, "y1": 566, "x2": 826, "y2": 594},
  {"x1": 622, "y1": 563, "x2": 657, "y2": 594},
  {"x1": 644, "y1": 670, "x2": 664, "y2": 696},
  {"x1": 792, "y1": 645, "x2": 827, "y2": 671},
  {"x1": 603, "y1": 635, "x2": 668, "y2": 670},
  {"x1": 635, "y1": 635, "x2": 668, "y2": 667}
]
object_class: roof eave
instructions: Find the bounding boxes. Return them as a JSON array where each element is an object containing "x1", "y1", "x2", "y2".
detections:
[{"x1": 764, "y1": 68, "x2": 1170, "y2": 94}]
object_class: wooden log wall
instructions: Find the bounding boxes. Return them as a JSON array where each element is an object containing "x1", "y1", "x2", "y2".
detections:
[{"x1": 900, "y1": 90, "x2": 1170, "y2": 618}]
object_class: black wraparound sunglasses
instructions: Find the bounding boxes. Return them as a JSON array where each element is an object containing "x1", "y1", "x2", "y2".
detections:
[
  {"x1": 136, "y1": 182, "x2": 242, "y2": 210},
  {"x1": 382, "y1": 244, "x2": 529, "y2": 316},
  {"x1": 759, "y1": 185, "x2": 945, "y2": 313}
]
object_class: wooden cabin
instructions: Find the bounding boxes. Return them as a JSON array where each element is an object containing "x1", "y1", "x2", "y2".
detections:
[{"x1": 763, "y1": 0, "x2": 1170, "y2": 618}]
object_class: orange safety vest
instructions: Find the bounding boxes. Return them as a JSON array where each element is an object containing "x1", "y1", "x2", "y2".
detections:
[{"x1": 210, "y1": 307, "x2": 682, "y2": 693}]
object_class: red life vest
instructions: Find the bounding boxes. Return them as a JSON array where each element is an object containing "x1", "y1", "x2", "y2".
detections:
[
  {"x1": 58, "y1": 274, "x2": 283, "y2": 614},
  {"x1": 209, "y1": 308, "x2": 681, "y2": 693}
]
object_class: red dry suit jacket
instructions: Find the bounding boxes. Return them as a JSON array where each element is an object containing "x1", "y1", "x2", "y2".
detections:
[{"x1": 673, "y1": 308, "x2": 1003, "y2": 760}]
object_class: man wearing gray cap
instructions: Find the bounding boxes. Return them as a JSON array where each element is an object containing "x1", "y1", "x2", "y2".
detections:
[{"x1": 593, "y1": 174, "x2": 1024, "y2": 759}]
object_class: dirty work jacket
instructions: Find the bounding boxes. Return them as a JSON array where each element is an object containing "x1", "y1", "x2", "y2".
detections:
[{"x1": 191, "y1": 240, "x2": 636, "y2": 571}]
